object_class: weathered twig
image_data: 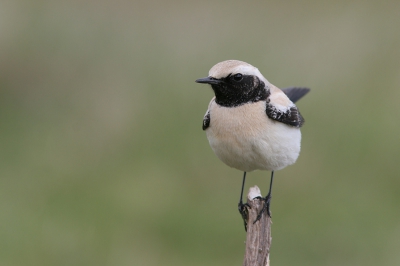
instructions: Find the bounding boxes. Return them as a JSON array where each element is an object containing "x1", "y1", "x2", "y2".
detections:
[{"x1": 243, "y1": 186, "x2": 272, "y2": 266}]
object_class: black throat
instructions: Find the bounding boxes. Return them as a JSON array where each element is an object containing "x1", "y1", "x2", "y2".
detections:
[{"x1": 211, "y1": 75, "x2": 269, "y2": 107}]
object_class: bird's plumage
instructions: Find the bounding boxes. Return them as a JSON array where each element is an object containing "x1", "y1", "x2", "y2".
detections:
[
  {"x1": 281, "y1": 87, "x2": 310, "y2": 104},
  {"x1": 196, "y1": 60, "x2": 309, "y2": 173},
  {"x1": 205, "y1": 99, "x2": 301, "y2": 171}
]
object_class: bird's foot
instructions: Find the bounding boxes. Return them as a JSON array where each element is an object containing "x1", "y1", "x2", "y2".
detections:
[
  {"x1": 238, "y1": 201, "x2": 250, "y2": 231},
  {"x1": 253, "y1": 193, "x2": 271, "y2": 224}
]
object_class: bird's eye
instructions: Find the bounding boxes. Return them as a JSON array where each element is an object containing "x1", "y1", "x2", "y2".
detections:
[{"x1": 233, "y1": 73, "x2": 243, "y2": 82}]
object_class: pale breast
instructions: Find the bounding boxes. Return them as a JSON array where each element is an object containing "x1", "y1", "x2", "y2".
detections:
[{"x1": 205, "y1": 100, "x2": 301, "y2": 172}]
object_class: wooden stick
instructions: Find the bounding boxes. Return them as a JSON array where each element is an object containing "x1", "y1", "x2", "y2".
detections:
[{"x1": 243, "y1": 186, "x2": 272, "y2": 266}]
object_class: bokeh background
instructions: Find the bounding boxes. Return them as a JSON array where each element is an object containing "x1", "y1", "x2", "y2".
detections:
[{"x1": 1, "y1": 1, "x2": 400, "y2": 265}]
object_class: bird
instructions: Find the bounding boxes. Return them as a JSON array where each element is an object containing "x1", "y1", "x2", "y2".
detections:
[{"x1": 195, "y1": 60, "x2": 309, "y2": 231}]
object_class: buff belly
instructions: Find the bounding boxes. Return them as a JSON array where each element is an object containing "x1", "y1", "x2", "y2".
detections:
[{"x1": 205, "y1": 100, "x2": 301, "y2": 172}]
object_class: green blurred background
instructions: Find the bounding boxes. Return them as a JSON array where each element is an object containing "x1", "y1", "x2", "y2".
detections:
[{"x1": 1, "y1": 1, "x2": 400, "y2": 265}]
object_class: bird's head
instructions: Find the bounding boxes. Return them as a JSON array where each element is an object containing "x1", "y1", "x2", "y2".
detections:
[{"x1": 196, "y1": 60, "x2": 270, "y2": 107}]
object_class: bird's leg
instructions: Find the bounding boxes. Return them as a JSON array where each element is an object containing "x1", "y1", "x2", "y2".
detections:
[
  {"x1": 238, "y1": 172, "x2": 250, "y2": 231},
  {"x1": 254, "y1": 171, "x2": 274, "y2": 224}
]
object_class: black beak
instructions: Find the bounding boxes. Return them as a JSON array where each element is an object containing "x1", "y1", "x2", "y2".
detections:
[{"x1": 195, "y1": 76, "x2": 221, "y2": 85}]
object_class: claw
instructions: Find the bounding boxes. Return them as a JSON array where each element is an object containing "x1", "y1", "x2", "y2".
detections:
[
  {"x1": 253, "y1": 193, "x2": 272, "y2": 224},
  {"x1": 238, "y1": 201, "x2": 250, "y2": 231}
]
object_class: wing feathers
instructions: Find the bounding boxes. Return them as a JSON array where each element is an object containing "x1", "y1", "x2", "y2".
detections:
[
  {"x1": 266, "y1": 103, "x2": 305, "y2": 127},
  {"x1": 202, "y1": 110, "x2": 210, "y2": 130},
  {"x1": 281, "y1": 87, "x2": 310, "y2": 103}
]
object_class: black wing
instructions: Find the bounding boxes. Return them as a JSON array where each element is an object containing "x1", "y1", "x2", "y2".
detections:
[
  {"x1": 281, "y1": 87, "x2": 310, "y2": 103},
  {"x1": 266, "y1": 103, "x2": 305, "y2": 127},
  {"x1": 202, "y1": 111, "x2": 210, "y2": 130}
]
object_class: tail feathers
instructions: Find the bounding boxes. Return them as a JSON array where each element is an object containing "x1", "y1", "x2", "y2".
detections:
[{"x1": 281, "y1": 87, "x2": 310, "y2": 103}]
